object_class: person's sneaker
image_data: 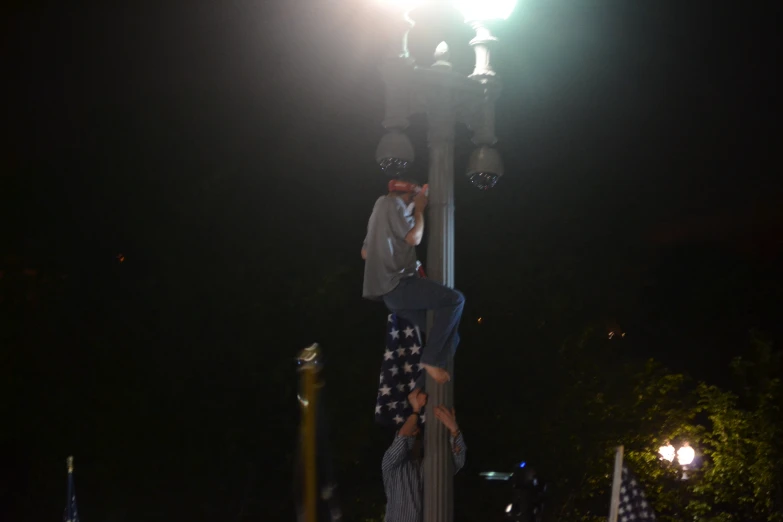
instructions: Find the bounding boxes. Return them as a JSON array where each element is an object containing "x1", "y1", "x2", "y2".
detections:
[{"x1": 421, "y1": 363, "x2": 450, "y2": 384}]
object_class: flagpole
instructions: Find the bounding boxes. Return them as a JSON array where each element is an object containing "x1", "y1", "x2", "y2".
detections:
[
  {"x1": 608, "y1": 446, "x2": 624, "y2": 522},
  {"x1": 298, "y1": 344, "x2": 322, "y2": 522}
]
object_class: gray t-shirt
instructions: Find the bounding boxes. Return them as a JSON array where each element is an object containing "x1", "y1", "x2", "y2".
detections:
[{"x1": 362, "y1": 195, "x2": 418, "y2": 299}]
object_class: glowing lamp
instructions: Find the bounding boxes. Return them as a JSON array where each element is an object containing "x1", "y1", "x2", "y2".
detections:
[
  {"x1": 378, "y1": 0, "x2": 425, "y2": 14},
  {"x1": 453, "y1": 0, "x2": 517, "y2": 22},
  {"x1": 677, "y1": 445, "x2": 695, "y2": 465},
  {"x1": 658, "y1": 444, "x2": 675, "y2": 462}
]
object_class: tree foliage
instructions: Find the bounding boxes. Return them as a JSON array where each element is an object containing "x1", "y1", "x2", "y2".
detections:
[{"x1": 544, "y1": 328, "x2": 783, "y2": 522}]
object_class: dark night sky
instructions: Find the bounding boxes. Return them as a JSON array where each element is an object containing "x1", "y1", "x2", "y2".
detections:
[{"x1": 2, "y1": 1, "x2": 781, "y2": 521}]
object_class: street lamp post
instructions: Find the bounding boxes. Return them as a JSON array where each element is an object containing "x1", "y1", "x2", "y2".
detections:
[
  {"x1": 375, "y1": 2, "x2": 517, "y2": 521},
  {"x1": 659, "y1": 442, "x2": 696, "y2": 479}
]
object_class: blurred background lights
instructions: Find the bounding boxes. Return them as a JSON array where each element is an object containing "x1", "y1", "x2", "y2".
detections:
[
  {"x1": 677, "y1": 444, "x2": 695, "y2": 465},
  {"x1": 658, "y1": 444, "x2": 676, "y2": 462},
  {"x1": 659, "y1": 442, "x2": 695, "y2": 465}
]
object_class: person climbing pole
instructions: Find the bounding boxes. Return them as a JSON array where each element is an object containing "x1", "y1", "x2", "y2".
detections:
[{"x1": 361, "y1": 179, "x2": 465, "y2": 385}]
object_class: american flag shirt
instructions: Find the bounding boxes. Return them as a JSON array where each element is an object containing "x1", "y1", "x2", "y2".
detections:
[
  {"x1": 375, "y1": 313, "x2": 426, "y2": 428},
  {"x1": 618, "y1": 465, "x2": 657, "y2": 521}
]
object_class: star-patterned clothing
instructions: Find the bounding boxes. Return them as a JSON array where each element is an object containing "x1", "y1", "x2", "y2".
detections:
[
  {"x1": 381, "y1": 431, "x2": 466, "y2": 522},
  {"x1": 618, "y1": 465, "x2": 656, "y2": 521}
]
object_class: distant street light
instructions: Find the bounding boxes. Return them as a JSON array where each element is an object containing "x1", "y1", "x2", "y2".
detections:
[
  {"x1": 658, "y1": 443, "x2": 676, "y2": 463},
  {"x1": 677, "y1": 444, "x2": 695, "y2": 466},
  {"x1": 658, "y1": 443, "x2": 695, "y2": 466},
  {"x1": 658, "y1": 442, "x2": 696, "y2": 479}
]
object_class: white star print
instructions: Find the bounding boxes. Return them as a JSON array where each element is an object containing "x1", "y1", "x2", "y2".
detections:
[
  {"x1": 380, "y1": 373, "x2": 384, "y2": 383},
  {"x1": 375, "y1": 405, "x2": 382, "y2": 414},
  {"x1": 409, "y1": 378, "x2": 417, "y2": 389},
  {"x1": 419, "y1": 413, "x2": 425, "y2": 423},
  {"x1": 388, "y1": 314, "x2": 393, "y2": 322},
  {"x1": 388, "y1": 401, "x2": 398, "y2": 410},
  {"x1": 390, "y1": 328, "x2": 400, "y2": 340},
  {"x1": 397, "y1": 347, "x2": 407, "y2": 357},
  {"x1": 384, "y1": 349, "x2": 394, "y2": 361},
  {"x1": 403, "y1": 326, "x2": 415, "y2": 338},
  {"x1": 380, "y1": 385, "x2": 392, "y2": 396},
  {"x1": 397, "y1": 383, "x2": 407, "y2": 392},
  {"x1": 410, "y1": 344, "x2": 421, "y2": 355},
  {"x1": 393, "y1": 414, "x2": 404, "y2": 424},
  {"x1": 389, "y1": 365, "x2": 399, "y2": 376},
  {"x1": 404, "y1": 362, "x2": 414, "y2": 373}
]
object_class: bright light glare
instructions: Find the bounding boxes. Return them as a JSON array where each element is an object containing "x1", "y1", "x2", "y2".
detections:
[
  {"x1": 505, "y1": 504, "x2": 513, "y2": 513},
  {"x1": 453, "y1": 0, "x2": 517, "y2": 21},
  {"x1": 677, "y1": 445, "x2": 695, "y2": 465},
  {"x1": 378, "y1": 0, "x2": 424, "y2": 13},
  {"x1": 658, "y1": 444, "x2": 675, "y2": 462}
]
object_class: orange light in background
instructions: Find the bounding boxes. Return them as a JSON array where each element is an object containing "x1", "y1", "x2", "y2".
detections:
[
  {"x1": 117, "y1": 254, "x2": 125, "y2": 263},
  {"x1": 477, "y1": 317, "x2": 483, "y2": 325}
]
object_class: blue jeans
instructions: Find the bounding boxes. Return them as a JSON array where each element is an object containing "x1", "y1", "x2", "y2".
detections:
[{"x1": 383, "y1": 276, "x2": 465, "y2": 369}]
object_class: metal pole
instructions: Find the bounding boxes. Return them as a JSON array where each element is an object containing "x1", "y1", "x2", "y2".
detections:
[
  {"x1": 376, "y1": 10, "x2": 506, "y2": 522},
  {"x1": 423, "y1": 52, "x2": 457, "y2": 522},
  {"x1": 298, "y1": 344, "x2": 322, "y2": 522},
  {"x1": 608, "y1": 446, "x2": 624, "y2": 522}
]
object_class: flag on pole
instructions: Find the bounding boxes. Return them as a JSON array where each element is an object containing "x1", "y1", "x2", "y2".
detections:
[
  {"x1": 375, "y1": 313, "x2": 426, "y2": 428},
  {"x1": 64, "y1": 456, "x2": 80, "y2": 522},
  {"x1": 608, "y1": 446, "x2": 657, "y2": 522}
]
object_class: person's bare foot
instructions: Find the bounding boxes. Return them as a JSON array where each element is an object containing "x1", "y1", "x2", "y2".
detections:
[{"x1": 421, "y1": 363, "x2": 451, "y2": 384}]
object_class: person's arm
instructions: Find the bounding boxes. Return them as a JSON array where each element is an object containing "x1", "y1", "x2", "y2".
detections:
[
  {"x1": 433, "y1": 405, "x2": 466, "y2": 474},
  {"x1": 405, "y1": 209, "x2": 425, "y2": 246},
  {"x1": 382, "y1": 389, "x2": 427, "y2": 473},
  {"x1": 450, "y1": 430, "x2": 467, "y2": 474},
  {"x1": 404, "y1": 192, "x2": 428, "y2": 246}
]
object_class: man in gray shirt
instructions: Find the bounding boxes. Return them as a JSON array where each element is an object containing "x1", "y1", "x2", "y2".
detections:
[{"x1": 361, "y1": 182, "x2": 465, "y2": 385}]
